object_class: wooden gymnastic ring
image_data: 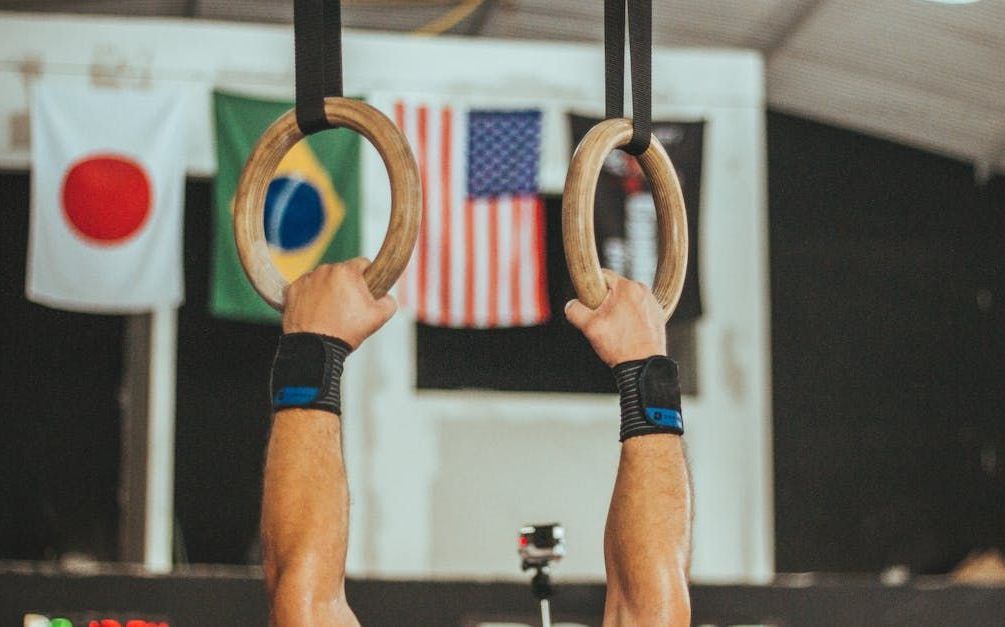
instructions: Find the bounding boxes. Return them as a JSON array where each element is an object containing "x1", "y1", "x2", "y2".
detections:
[
  {"x1": 562, "y1": 118, "x2": 688, "y2": 322},
  {"x1": 233, "y1": 97, "x2": 421, "y2": 310}
]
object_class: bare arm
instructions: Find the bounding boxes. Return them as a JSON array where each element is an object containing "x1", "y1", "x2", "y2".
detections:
[
  {"x1": 261, "y1": 259, "x2": 395, "y2": 626},
  {"x1": 262, "y1": 408, "x2": 357, "y2": 626},
  {"x1": 566, "y1": 271, "x2": 692, "y2": 626},
  {"x1": 603, "y1": 435, "x2": 691, "y2": 625}
]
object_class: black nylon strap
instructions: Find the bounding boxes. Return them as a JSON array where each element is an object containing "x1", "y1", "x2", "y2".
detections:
[
  {"x1": 604, "y1": 0, "x2": 652, "y2": 156},
  {"x1": 294, "y1": 0, "x2": 343, "y2": 135},
  {"x1": 613, "y1": 355, "x2": 683, "y2": 441},
  {"x1": 604, "y1": 0, "x2": 626, "y2": 120},
  {"x1": 271, "y1": 333, "x2": 352, "y2": 415}
]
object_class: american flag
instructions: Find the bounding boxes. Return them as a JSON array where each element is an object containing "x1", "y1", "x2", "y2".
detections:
[{"x1": 393, "y1": 101, "x2": 550, "y2": 328}]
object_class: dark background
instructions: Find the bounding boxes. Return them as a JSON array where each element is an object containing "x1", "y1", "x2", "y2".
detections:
[
  {"x1": 1, "y1": 111, "x2": 1004, "y2": 572},
  {"x1": 769, "y1": 112, "x2": 1005, "y2": 573}
]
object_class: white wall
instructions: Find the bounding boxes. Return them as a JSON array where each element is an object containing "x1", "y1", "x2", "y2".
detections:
[{"x1": 0, "y1": 12, "x2": 772, "y2": 582}]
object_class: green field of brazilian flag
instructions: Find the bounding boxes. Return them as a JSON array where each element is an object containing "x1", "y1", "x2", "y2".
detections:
[{"x1": 211, "y1": 91, "x2": 361, "y2": 323}]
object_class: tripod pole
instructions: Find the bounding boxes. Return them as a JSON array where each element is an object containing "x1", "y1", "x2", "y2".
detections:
[{"x1": 540, "y1": 598, "x2": 552, "y2": 627}]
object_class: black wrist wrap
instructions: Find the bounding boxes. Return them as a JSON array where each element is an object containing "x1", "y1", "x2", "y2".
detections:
[
  {"x1": 613, "y1": 355, "x2": 684, "y2": 441},
  {"x1": 270, "y1": 333, "x2": 352, "y2": 415}
]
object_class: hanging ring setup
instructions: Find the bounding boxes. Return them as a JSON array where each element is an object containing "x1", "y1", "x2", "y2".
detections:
[
  {"x1": 232, "y1": 0, "x2": 421, "y2": 310},
  {"x1": 562, "y1": 0, "x2": 688, "y2": 321},
  {"x1": 562, "y1": 120, "x2": 687, "y2": 322},
  {"x1": 233, "y1": 100, "x2": 421, "y2": 309}
]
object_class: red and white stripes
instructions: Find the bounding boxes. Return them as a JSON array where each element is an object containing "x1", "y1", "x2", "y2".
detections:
[{"x1": 393, "y1": 100, "x2": 549, "y2": 328}]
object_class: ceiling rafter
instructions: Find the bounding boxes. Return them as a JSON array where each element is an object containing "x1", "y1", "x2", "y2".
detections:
[
  {"x1": 1, "y1": 0, "x2": 1002, "y2": 173},
  {"x1": 760, "y1": 0, "x2": 827, "y2": 58}
]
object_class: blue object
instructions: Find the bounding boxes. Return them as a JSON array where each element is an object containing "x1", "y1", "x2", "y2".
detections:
[
  {"x1": 467, "y1": 109, "x2": 542, "y2": 196},
  {"x1": 274, "y1": 386, "x2": 320, "y2": 407},
  {"x1": 645, "y1": 407, "x2": 683, "y2": 430},
  {"x1": 263, "y1": 176, "x2": 325, "y2": 251}
]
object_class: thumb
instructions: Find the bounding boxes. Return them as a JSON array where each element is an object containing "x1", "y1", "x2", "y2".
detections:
[{"x1": 564, "y1": 299, "x2": 593, "y2": 330}]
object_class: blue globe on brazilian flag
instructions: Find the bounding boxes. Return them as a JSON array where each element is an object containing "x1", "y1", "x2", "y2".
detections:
[
  {"x1": 211, "y1": 91, "x2": 361, "y2": 323},
  {"x1": 264, "y1": 141, "x2": 346, "y2": 281}
]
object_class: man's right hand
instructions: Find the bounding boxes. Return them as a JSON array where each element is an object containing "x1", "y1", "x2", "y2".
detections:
[
  {"x1": 565, "y1": 270, "x2": 667, "y2": 367},
  {"x1": 282, "y1": 257, "x2": 397, "y2": 349}
]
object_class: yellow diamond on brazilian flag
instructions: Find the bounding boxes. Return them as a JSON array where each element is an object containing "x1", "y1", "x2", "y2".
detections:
[
  {"x1": 211, "y1": 91, "x2": 361, "y2": 323},
  {"x1": 265, "y1": 141, "x2": 345, "y2": 282}
]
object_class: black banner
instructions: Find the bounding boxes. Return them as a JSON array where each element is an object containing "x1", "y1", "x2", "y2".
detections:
[{"x1": 568, "y1": 115, "x2": 704, "y2": 321}]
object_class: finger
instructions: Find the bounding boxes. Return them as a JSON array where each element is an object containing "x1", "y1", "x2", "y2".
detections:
[
  {"x1": 601, "y1": 269, "x2": 624, "y2": 292},
  {"x1": 281, "y1": 281, "x2": 296, "y2": 306},
  {"x1": 630, "y1": 280, "x2": 654, "y2": 298},
  {"x1": 564, "y1": 299, "x2": 593, "y2": 329},
  {"x1": 344, "y1": 257, "x2": 372, "y2": 273},
  {"x1": 297, "y1": 264, "x2": 330, "y2": 287}
]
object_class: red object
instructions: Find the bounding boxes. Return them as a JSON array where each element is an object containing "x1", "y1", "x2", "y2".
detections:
[
  {"x1": 61, "y1": 153, "x2": 152, "y2": 245},
  {"x1": 439, "y1": 106, "x2": 453, "y2": 325}
]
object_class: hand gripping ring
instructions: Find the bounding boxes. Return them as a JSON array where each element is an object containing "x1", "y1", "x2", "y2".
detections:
[
  {"x1": 233, "y1": 97, "x2": 421, "y2": 310},
  {"x1": 562, "y1": 118, "x2": 689, "y2": 322}
]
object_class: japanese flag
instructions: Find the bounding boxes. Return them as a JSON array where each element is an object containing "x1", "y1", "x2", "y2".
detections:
[{"x1": 26, "y1": 83, "x2": 187, "y2": 313}]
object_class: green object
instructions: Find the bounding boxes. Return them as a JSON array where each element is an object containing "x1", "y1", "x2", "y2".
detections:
[
  {"x1": 210, "y1": 91, "x2": 361, "y2": 324},
  {"x1": 50, "y1": 619, "x2": 72, "y2": 627}
]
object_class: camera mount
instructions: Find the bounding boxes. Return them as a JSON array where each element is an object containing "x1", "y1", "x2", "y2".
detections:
[{"x1": 518, "y1": 523, "x2": 566, "y2": 627}]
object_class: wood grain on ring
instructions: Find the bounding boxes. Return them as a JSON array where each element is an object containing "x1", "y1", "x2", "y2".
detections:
[
  {"x1": 233, "y1": 97, "x2": 421, "y2": 310},
  {"x1": 562, "y1": 118, "x2": 688, "y2": 322}
]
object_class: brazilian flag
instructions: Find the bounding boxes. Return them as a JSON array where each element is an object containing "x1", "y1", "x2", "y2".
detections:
[{"x1": 211, "y1": 91, "x2": 361, "y2": 323}]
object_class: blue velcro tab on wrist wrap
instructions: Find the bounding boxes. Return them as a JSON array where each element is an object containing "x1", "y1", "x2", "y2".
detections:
[
  {"x1": 270, "y1": 333, "x2": 352, "y2": 415},
  {"x1": 613, "y1": 355, "x2": 684, "y2": 441}
]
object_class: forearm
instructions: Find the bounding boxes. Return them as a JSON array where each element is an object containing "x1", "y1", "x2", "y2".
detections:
[
  {"x1": 563, "y1": 272, "x2": 690, "y2": 624},
  {"x1": 261, "y1": 408, "x2": 357, "y2": 626},
  {"x1": 257, "y1": 259, "x2": 394, "y2": 625},
  {"x1": 603, "y1": 434, "x2": 691, "y2": 626}
]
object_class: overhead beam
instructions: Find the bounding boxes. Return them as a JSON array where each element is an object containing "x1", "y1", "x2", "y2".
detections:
[
  {"x1": 466, "y1": 0, "x2": 497, "y2": 36},
  {"x1": 760, "y1": 0, "x2": 828, "y2": 59}
]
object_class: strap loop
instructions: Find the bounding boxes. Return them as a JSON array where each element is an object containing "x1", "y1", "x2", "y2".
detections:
[
  {"x1": 294, "y1": 0, "x2": 343, "y2": 135},
  {"x1": 604, "y1": 0, "x2": 652, "y2": 156}
]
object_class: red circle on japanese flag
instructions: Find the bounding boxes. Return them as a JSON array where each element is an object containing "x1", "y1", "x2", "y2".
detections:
[{"x1": 61, "y1": 154, "x2": 152, "y2": 245}]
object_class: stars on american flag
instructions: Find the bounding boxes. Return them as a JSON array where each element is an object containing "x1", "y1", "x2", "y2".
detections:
[{"x1": 467, "y1": 110, "x2": 542, "y2": 198}]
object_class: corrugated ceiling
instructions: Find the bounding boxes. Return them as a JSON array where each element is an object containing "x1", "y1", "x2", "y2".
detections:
[{"x1": 2, "y1": 0, "x2": 1003, "y2": 173}]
